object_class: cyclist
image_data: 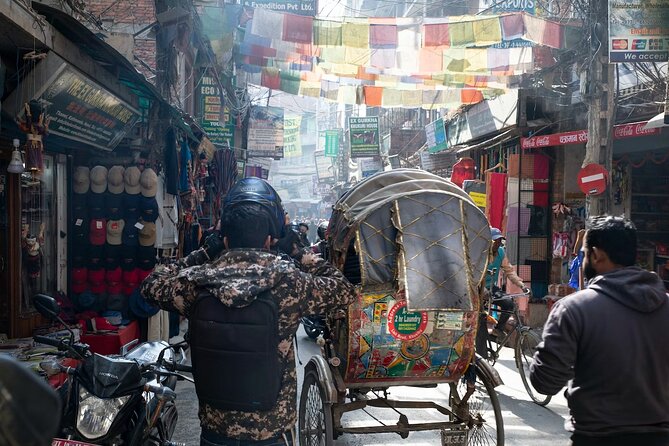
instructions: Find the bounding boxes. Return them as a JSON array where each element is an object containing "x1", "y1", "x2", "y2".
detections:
[{"x1": 487, "y1": 227, "x2": 529, "y2": 337}]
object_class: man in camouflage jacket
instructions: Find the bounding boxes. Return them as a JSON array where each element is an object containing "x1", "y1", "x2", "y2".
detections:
[{"x1": 140, "y1": 205, "x2": 357, "y2": 445}]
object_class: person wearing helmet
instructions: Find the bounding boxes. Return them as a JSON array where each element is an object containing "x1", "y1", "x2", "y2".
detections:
[
  {"x1": 140, "y1": 177, "x2": 357, "y2": 446},
  {"x1": 312, "y1": 221, "x2": 329, "y2": 259},
  {"x1": 297, "y1": 222, "x2": 310, "y2": 247},
  {"x1": 487, "y1": 227, "x2": 529, "y2": 337}
]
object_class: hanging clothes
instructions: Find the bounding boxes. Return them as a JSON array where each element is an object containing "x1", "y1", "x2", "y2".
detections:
[
  {"x1": 164, "y1": 128, "x2": 179, "y2": 195},
  {"x1": 569, "y1": 251, "x2": 584, "y2": 290},
  {"x1": 179, "y1": 138, "x2": 192, "y2": 193},
  {"x1": 155, "y1": 174, "x2": 179, "y2": 249}
]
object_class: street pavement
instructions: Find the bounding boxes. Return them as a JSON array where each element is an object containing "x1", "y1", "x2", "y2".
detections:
[{"x1": 172, "y1": 325, "x2": 571, "y2": 446}]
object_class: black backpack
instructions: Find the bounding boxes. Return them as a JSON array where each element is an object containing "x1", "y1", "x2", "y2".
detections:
[{"x1": 189, "y1": 291, "x2": 283, "y2": 412}]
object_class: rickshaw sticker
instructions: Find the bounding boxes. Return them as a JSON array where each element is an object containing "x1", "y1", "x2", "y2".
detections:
[
  {"x1": 387, "y1": 300, "x2": 429, "y2": 341},
  {"x1": 400, "y1": 334, "x2": 430, "y2": 360},
  {"x1": 435, "y1": 312, "x2": 465, "y2": 330}
]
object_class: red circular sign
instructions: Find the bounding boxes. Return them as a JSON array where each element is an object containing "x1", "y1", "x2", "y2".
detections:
[
  {"x1": 387, "y1": 300, "x2": 429, "y2": 341},
  {"x1": 577, "y1": 164, "x2": 608, "y2": 196}
]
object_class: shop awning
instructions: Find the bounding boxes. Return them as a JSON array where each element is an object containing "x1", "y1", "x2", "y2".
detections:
[{"x1": 455, "y1": 128, "x2": 518, "y2": 155}]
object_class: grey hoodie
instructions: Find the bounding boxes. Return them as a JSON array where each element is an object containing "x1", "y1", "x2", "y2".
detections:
[{"x1": 530, "y1": 266, "x2": 669, "y2": 435}]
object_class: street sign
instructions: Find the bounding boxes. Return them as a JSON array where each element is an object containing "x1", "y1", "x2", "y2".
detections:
[{"x1": 577, "y1": 164, "x2": 608, "y2": 196}]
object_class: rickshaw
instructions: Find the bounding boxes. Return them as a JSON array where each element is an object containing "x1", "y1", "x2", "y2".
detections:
[{"x1": 298, "y1": 169, "x2": 505, "y2": 445}]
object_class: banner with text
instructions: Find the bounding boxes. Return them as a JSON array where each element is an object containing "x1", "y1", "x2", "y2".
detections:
[
  {"x1": 283, "y1": 114, "x2": 302, "y2": 158},
  {"x1": 609, "y1": 0, "x2": 669, "y2": 63},
  {"x1": 248, "y1": 106, "x2": 284, "y2": 158},
  {"x1": 349, "y1": 117, "x2": 380, "y2": 158}
]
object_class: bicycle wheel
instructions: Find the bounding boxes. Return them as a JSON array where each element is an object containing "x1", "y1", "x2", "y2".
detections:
[
  {"x1": 515, "y1": 329, "x2": 552, "y2": 406},
  {"x1": 449, "y1": 365, "x2": 504, "y2": 446},
  {"x1": 299, "y1": 371, "x2": 334, "y2": 446}
]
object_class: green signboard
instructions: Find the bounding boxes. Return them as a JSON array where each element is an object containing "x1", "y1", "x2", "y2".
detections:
[
  {"x1": 349, "y1": 117, "x2": 380, "y2": 158},
  {"x1": 324, "y1": 130, "x2": 339, "y2": 157},
  {"x1": 199, "y1": 75, "x2": 234, "y2": 148},
  {"x1": 42, "y1": 67, "x2": 140, "y2": 151}
]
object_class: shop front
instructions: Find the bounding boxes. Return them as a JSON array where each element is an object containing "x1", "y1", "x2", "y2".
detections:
[{"x1": 611, "y1": 121, "x2": 669, "y2": 290}]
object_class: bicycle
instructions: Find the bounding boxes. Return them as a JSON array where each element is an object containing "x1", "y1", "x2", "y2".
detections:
[{"x1": 482, "y1": 287, "x2": 552, "y2": 407}]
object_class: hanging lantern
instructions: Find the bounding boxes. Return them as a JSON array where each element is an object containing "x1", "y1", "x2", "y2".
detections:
[{"x1": 7, "y1": 139, "x2": 25, "y2": 174}]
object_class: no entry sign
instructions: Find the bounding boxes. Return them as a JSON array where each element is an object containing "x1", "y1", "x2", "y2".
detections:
[{"x1": 577, "y1": 164, "x2": 608, "y2": 196}]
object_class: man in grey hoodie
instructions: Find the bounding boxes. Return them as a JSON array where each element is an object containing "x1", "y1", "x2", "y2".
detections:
[{"x1": 530, "y1": 215, "x2": 669, "y2": 446}]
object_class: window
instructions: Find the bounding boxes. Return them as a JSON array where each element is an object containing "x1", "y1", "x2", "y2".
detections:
[{"x1": 20, "y1": 155, "x2": 57, "y2": 314}]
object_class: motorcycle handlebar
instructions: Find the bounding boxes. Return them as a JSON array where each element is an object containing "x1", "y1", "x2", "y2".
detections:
[
  {"x1": 145, "y1": 383, "x2": 177, "y2": 401},
  {"x1": 33, "y1": 335, "x2": 65, "y2": 349},
  {"x1": 172, "y1": 363, "x2": 193, "y2": 373}
]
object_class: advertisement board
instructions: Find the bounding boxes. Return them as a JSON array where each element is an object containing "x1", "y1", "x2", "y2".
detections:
[
  {"x1": 248, "y1": 106, "x2": 284, "y2": 158},
  {"x1": 609, "y1": 0, "x2": 669, "y2": 63},
  {"x1": 349, "y1": 116, "x2": 380, "y2": 158}
]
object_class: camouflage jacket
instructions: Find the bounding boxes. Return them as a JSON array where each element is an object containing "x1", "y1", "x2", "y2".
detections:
[{"x1": 140, "y1": 247, "x2": 357, "y2": 441}]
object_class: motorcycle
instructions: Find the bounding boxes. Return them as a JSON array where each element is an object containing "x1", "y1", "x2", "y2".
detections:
[
  {"x1": 300, "y1": 315, "x2": 325, "y2": 340},
  {"x1": 32, "y1": 294, "x2": 193, "y2": 446}
]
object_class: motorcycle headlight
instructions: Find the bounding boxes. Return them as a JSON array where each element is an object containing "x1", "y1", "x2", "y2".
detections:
[{"x1": 76, "y1": 387, "x2": 131, "y2": 439}]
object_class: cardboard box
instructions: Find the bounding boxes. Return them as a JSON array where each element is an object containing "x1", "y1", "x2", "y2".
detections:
[{"x1": 80, "y1": 321, "x2": 140, "y2": 355}]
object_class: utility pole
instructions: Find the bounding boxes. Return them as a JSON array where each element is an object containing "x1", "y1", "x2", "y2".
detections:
[{"x1": 583, "y1": 0, "x2": 615, "y2": 217}]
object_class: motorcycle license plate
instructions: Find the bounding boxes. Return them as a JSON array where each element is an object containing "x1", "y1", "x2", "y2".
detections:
[
  {"x1": 440, "y1": 429, "x2": 468, "y2": 446},
  {"x1": 52, "y1": 439, "x2": 98, "y2": 446}
]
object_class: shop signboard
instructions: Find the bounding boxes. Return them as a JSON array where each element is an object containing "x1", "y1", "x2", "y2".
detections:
[
  {"x1": 609, "y1": 0, "x2": 669, "y2": 63},
  {"x1": 283, "y1": 114, "x2": 302, "y2": 158},
  {"x1": 242, "y1": 0, "x2": 316, "y2": 16},
  {"x1": 479, "y1": 0, "x2": 535, "y2": 14},
  {"x1": 324, "y1": 130, "x2": 339, "y2": 157},
  {"x1": 521, "y1": 130, "x2": 588, "y2": 149},
  {"x1": 360, "y1": 157, "x2": 383, "y2": 178},
  {"x1": 425, "y1": 118, "x2": 447, "y2": 154},
  {"x1": 314, "y1": 150, "x2": 335, "y2": 183},
  {"x1": 524, "y1": 124, "x2": 660, "y2": 149},
  {"x1": 42, "y1": 66, "x2": 140, "y2": 151},
  {"x1": 349, "y1": 117, "x2": 380, "y2": 158},
  {"x1": 248, "y1": 106, "x2": 284, "y2": 158},
  {"x1": 237, "y1": 160, "x2": 246, "y2": 178},
  {"x1": 199, "y1": 75, "x2": 234, "y2": 149},
  {"x1": 613, "y1": 121, "x2": 661, "y2": 139}
]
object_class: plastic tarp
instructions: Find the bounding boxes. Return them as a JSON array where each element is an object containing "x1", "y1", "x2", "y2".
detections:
[{"x1": 329, "y1": 169, "x2": 490, "y2": 311}]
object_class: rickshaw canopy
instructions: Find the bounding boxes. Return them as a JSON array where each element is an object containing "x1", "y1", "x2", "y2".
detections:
[{"x1": 329, "y1": 169, "x2": 490, "y2": 312}]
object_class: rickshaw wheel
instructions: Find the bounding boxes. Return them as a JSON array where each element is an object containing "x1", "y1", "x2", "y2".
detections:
[
  {"x1": 449, "y1": 367, "x2": 504, "y2": 446},
  {"x1": 299, "y1": 371, "x2": 334, "y2": 446}
]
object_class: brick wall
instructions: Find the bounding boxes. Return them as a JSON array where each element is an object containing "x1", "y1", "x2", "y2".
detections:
[
  {"x1": 86, "y1": 0, "x2": 156, "y2": 25},
  {"x1": 84, "y1": 0, "x2": 157, "y2": 82}
]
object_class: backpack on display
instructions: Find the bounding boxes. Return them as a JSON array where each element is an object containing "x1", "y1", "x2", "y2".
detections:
[{"x1": 189, "y1": 291, "x2": 283, "y2": 412}]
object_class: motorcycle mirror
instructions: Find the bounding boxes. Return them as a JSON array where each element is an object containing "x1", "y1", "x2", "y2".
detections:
[
  {"x1": 39, "y1": 360, "x2": 64, "y2": 376},
  {"x1": 0, "y1": 356, "x2": 61, "y2": 446},
  {"x1": 33, "y1": 294, "x2": 77, "y2": 350},
  {"x1": 33, "y1": 294, "x2": 60, "y2": 320}
]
